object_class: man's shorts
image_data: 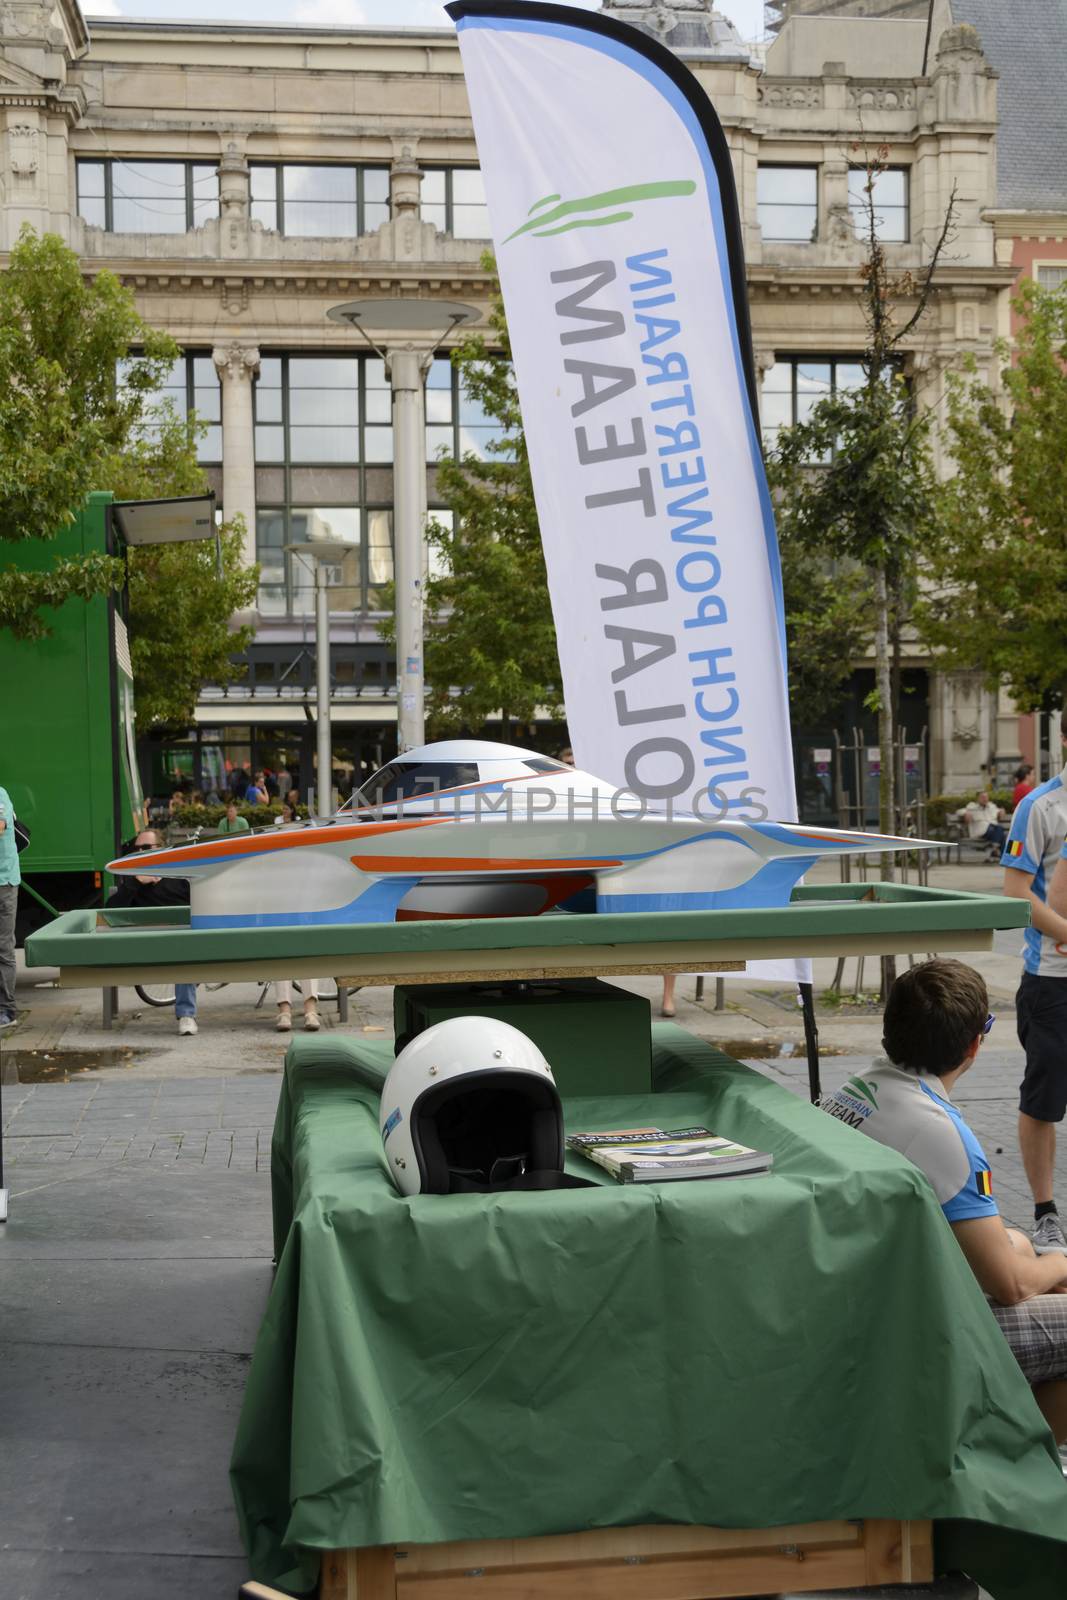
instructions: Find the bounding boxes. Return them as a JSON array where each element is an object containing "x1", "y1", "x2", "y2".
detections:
[
  {"x1": 992, "y1": 1293, "x2": 1067, "y2": 1385},
  {"x1": 1016, "y1": 973, "x2": 1067, "y2": 1122}
]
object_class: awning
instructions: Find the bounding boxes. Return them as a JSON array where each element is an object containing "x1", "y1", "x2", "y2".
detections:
[
  {"x1": 193, "y1": 702, "x2": 398, "y2": 726},
  {"x1": 113, "y1": 494, "x2": 217, "y2": 546}
]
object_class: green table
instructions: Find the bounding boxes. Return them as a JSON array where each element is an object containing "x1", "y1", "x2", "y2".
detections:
[
  {"x1": 25, "y1": 883, "x2": 1029, "y2": 989},
  {"x1": 232, "y1": 1027, "x2": 1067, "y2": 1600}
]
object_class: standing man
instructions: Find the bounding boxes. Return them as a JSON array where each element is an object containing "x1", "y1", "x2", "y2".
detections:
[
  {"x1": 1003, "y1": 711, "x2": 1067, "y2": 1253},
  {"x1": 0, "y1": 781, "x2": 20, "y2": 1029}
]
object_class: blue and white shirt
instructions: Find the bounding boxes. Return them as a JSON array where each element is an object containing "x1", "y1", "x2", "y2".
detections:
[
  {"x1": 821, "y1": 1059, "x2": 997, "y2": 1224},
  {"x1": 1001, "y1": 763, "x2": 1067, "y2": 976}
]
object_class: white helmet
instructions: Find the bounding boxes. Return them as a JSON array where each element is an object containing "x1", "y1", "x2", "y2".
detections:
[{"x1": 380, "y1": 1016, "x2": 584, "y2": 1196}]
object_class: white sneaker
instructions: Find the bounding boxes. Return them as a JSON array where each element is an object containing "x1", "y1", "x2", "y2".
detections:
[
  {"x1": 303, "y1": 1005, "x2": 321, "y2": 1032},
  {"x1": 177, "y1": 1015, "x2": 198, "y2": 1037},
  {"x1": 275, "y1": 1008, "x2": 292, "y2": 1033}
]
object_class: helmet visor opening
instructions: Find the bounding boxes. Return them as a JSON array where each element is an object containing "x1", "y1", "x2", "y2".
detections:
[{"x1": 414, "y1": 1073, "x2": 562, "y2": 1193}]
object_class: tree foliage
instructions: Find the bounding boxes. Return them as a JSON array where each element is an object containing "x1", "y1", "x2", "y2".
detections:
[
  {"x1": 916, "y1": 282, "x2": 1067, "y2": 709},
  {"x1": 415, "y1": 266, "x2": 562, "y2": 733},
  {"x1": 0, "y1": 227, "x2": 258, "y2": 727}
]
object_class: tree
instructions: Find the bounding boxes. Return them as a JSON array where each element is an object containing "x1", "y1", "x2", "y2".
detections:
[
  {"x1": 0, "y1": 227, "x2": 258, "y2": 727},
  {"x1": 766, "y1": 148, "x2": 956, "y2": 850},
  {"x1": 0, "y1": 227, "x2": 176, "y2": 632},
  {"x1": 413, "y1": 262, "x2": 563, "y2": 735},
  {"x1": 916, "y1": 281, "x2": 1067, "y2": 710}
]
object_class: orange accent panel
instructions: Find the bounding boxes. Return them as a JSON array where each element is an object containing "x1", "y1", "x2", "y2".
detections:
[
  {"x1": 350, "y1": 856, "x2": 621, "y2": 874},
  {"x1": 106, "y1": 817, "x2": 447, "y2": 873}
]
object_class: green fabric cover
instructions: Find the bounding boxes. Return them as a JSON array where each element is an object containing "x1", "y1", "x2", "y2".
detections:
[{"x1": 232, "y1": 1026, "x2": 1067, "y2": 1598}]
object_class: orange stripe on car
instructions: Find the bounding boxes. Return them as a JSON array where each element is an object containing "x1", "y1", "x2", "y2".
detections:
[{"x1": 350, "y1": 855, "x2": 622, "y2": 874}]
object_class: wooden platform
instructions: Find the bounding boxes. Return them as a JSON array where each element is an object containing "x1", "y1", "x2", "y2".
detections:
[{"x1": 315, "y1": 1517, "x2": 933, "y2": 1599}]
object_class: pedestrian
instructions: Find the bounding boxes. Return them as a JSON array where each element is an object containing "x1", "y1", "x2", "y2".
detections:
[
  {"x1": 1002, "y1": 711, "x2": 1067, "y2": 1254},
  {"x1": 277, "y1": 766, "x2": 292, "y2": 796},
  {"x1": 273, "y1": 978, "x2": 321, "y2": 1033},
  {"x1": 217, "y1": 801, "x2": 250, "y2": 836},
  {"x1": 1013, "y1": 764, "x2": 1036, "y2": 810},
  {"x1": 230, "y1": 764, "x2": 250, "y2": 802},
  {"x1": 107, "y1": 830, "x2": 199, "y2": 1036},
  {"x1": 245, "y1": 771, "x2": 269, "y2": 806},
  {"x1": 0, "y1": 781, "x2": 22, "y2": 1028},
  {"x1": 285, "y1": 788, "x2": 301, "y2": 812}
]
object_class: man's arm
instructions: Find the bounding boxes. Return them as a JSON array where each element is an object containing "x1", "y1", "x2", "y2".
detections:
[
  {"x1": 1004, "y1": 864, "x2": 1067, "y2": 944},
  {"x1": 952, "y1": 1215, "x2": 1067, "y2": 1304},
  {"x1": 1047, "y1": 856, "x2": 1067, "y2": 921}
]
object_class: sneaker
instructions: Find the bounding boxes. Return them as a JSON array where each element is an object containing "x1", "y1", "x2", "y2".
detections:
[
  {"x1": 1032, "y1": 1213, "x2": 1067, "y2": 1254},
  {"x1": 303, "y1": 1004, "x2": 321, "y2": 1033},
  {"x1": 0, "y1": 1009, "x2": 17, "y2": 1030},
  {"x1": 177, "y1": 1015, "x2": 198, "y2": 1037},
  {"x1": 275, "y1": 1008, "x2": 292, "y2": 1034}
]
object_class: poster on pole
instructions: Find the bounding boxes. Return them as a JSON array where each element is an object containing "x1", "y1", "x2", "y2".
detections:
[{"x1": 449, "y1": 1, "x2": 806, "y2": 978}]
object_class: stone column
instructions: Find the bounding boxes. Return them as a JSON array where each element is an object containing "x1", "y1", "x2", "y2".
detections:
[
  {"x1": 390, "y1": 143, "x2": 422, "y2": 219},
  {"x1": 217, "y1": 140, "x2": 250, "y2": 258},
  {"x1": 754, "y1": 348, "x2": 777, "y2": 430},
  {"x1": 212, "y1": 342, "x2": 260, "y2": 569}
]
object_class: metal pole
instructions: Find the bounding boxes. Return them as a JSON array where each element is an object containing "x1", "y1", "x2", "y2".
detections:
[
  {"x1": 315, "y1": 561, "x2": 332, "y2": 814},
  {"x1": 389, "y1": 345, "x2": 427, "y2": 753}
]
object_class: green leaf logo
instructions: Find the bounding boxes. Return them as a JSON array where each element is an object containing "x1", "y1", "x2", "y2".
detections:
[
  {"x1": 505, "y1": 180, "x2": 697, "y2": 243},
  {"x1": 846, "y1": 1077, "x2": 879, "y2": 1109}
]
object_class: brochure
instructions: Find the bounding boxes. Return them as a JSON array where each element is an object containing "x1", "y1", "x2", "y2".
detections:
[{"x1": 566, "y1": 1124, "x2": 773, "y2": 1185}]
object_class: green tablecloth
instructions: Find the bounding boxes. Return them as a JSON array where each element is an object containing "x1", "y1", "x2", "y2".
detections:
[{"x1": 232, "y1": 1026, "x2": 1067, "y2": 1598}]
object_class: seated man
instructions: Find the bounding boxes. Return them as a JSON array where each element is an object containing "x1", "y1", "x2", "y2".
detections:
[
  {"x1": 821, "y1": 958, "x2": 1067, "y2": 1441},
  {"x1": 962, "y1": 791, "x2": 1007, "y2": 858}
]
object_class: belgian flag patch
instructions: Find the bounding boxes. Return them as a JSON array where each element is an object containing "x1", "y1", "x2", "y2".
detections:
[
  {"x1": 976, "y1": 1168, "x2": 993, "y2": 1197},
  {"x1": 1007, "y1": 839, "x2": 1024, "y2": 858}
]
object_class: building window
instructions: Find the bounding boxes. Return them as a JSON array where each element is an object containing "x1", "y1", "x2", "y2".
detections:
[
  {"x1": 1037, "y1": 264, "x2": 1067, "y2": 290},
  {"x1": 249, "y1": 165, "x2": 390, "y2": 237},
  {"x1": 757, "y1": 165, "x2": 818, "y2": 242},
  {"x1": 117, "y1": 351, "x2": 221, "y2": 463},
  {"x1": 77, "y1": 160, "x2": 218, "y2": 233},
  {"x1": 848, "y1": 167, "x2": 909, "y2": 242},
  {"x1": 760, "y1": 357, "x2": 867, "y2": 453},
  {"x1": 425, "y1": 357, "x2": 509, "y2": 461},
  {"x1": 254, "y1": 354, "x2": 393, "y2": 615},
  {"x1": 420, "y1": 167, "x2": 490, "y2": 239}
]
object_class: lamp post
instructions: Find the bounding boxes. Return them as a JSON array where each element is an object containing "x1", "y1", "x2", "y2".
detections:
[
  {"x1": 326, "y1": 298, "x2": 479, "y2": 753},
  {"x1": 284, "y1": 538, "x2": 353, "y2": 816}
]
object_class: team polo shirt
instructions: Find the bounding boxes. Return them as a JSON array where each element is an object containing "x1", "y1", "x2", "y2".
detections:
[
  {"x1": 821, "y1": 1060, "x2": 997, "y2": 1224},
  {"x1": 1001, "y1": 763, "x2": 1067, "y2": 976}
]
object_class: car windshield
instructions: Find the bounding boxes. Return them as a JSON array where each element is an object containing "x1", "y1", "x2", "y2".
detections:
[{"x1": 348, "y1": 761, "x2": 481, "y2": 808}]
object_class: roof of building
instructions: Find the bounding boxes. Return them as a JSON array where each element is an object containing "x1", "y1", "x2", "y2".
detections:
[{"x1": 950, "y1": 0, "x2": 1067, "y2": 212}]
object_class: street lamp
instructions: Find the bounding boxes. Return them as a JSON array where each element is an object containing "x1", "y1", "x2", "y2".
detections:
[
  {"x1": 326, "y1": 297, "x2": 480, "y2": 753},
  {"x1": 284, "y1": 537, "x2": 354, "y2": 815}
]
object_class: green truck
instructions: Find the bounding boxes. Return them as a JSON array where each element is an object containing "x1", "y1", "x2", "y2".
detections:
[{"x1": 3, "y1": 489, "x2": 215, "y2": 941}]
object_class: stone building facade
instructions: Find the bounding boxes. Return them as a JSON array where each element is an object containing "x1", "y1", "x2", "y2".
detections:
[{"x1": 0, "y1": 0, "x2": 1025, "y2": 813}]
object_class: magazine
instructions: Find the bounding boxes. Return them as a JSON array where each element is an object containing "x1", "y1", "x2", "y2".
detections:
[{"x1": 566, "y1": 1124, "x2": 773, "y2": 1185}]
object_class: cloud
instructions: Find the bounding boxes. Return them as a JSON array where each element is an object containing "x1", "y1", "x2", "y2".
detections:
[{"x1": 82, "y1": 0, "x2": 122, "y2": 14}]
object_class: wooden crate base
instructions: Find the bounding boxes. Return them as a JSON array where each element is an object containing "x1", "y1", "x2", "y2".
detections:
[{"x1": 319, "y1": 1517, "x2": 933, "y2": 1600}]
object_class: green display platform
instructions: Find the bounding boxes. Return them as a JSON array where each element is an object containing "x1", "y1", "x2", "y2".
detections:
[
  {"x1": 234, "y1": 1027, "x2": 1067, "y2": 1600},
  {"x1": 26, "y1": 882, "x2": 1030, "y2": 989},
  {"x1": 393, "y1": 978, "x2": 652, "y2": 1096}
]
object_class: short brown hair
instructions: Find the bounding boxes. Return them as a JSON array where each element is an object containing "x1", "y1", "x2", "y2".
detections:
[{"x1": 882, "y1": 959, "x2": 988, "y2": 1074}]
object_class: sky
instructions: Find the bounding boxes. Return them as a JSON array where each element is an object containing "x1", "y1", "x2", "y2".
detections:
[{"x1": 80, "y1": 0, "x2": 769, "y2": 44}]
